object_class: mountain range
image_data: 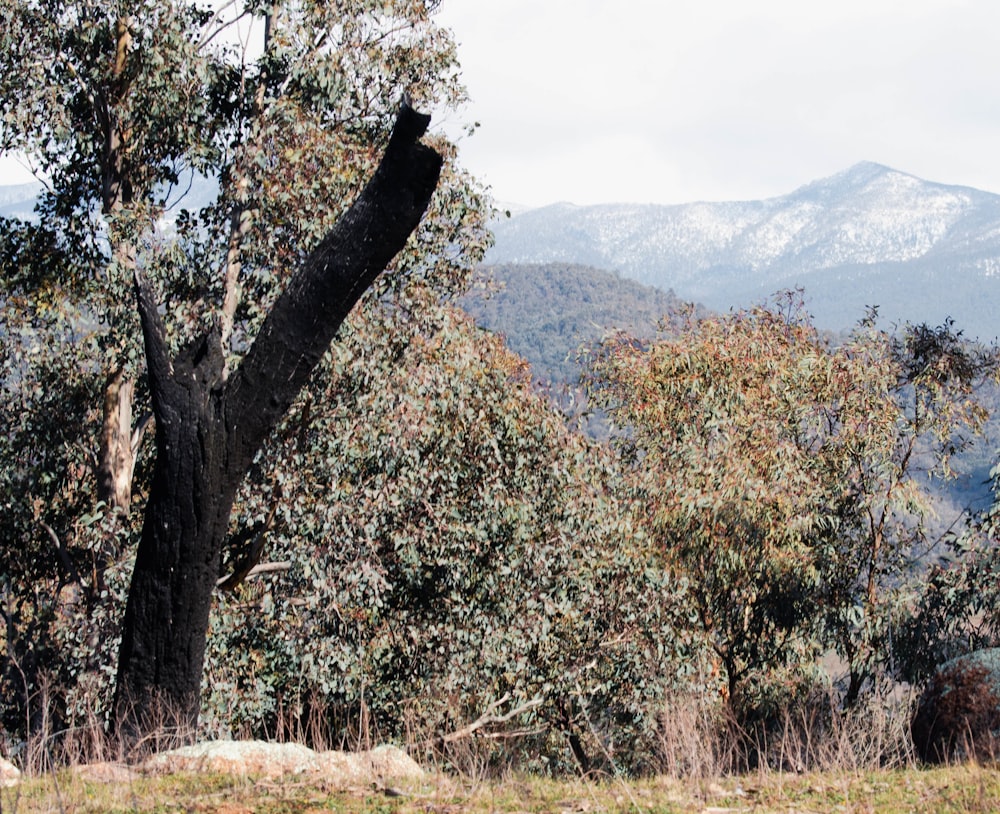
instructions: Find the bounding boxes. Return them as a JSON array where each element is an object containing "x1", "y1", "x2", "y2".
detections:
[
  {"x1": 487, "y1": 162, "x2": 1000, "y2": 341},
  {"x1": 6, "y1": 161, "x2": 1000, "y2": 342}
]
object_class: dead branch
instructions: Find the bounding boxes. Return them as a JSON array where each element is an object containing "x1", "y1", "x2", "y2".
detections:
[
  {"x1": 243, "y1": 561, "x2": 291, "y2": 579},
  {"x1": 440, "y1": 693, "x2": 545, "y2": 745}
]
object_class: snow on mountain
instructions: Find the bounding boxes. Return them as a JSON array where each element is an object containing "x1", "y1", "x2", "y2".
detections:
[
  {"x1": 487, "y1": 162, "x2": 1000, "y2": 340},
  {"x1": 0, "y1": 181, "x2": 44, "y2": 220}
]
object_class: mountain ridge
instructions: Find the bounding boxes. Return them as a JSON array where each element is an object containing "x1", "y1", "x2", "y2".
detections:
[{"x1": 487, "y1": 162, "x2": 1000, "y2": 340}]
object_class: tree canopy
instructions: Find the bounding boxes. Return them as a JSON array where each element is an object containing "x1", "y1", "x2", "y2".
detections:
[
  {"x1": 586, "y1": 294, "x2": 1000, "y2": 715},
  {"x1": 0, "y1": 0, "x2": 489, "y2": 745}
]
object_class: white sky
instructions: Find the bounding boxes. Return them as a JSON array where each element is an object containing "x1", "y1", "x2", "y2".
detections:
[
  {"x1": 434, "y1": 0, "x2": 1000, "y2": 206},
  {"x1": 4, "y1": 1, "x2": 999, "y2": 209}
]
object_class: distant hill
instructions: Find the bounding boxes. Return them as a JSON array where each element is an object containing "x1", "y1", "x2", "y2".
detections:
[
  {"x1": 0, "y1": 182, "x2": 43, "y2": 220},
  {"x1": 461, "y1": 263, "x2": 695, "y2": 386},
  {"x1": 462, "y1": 263, "x2": 997, "y2": 539},
  {"x1": 0, "y1": 175, "x2": 219, "y2": 222},
  {"x1": 488, "y1": 162, "x2": 1000, "y2": 341}
]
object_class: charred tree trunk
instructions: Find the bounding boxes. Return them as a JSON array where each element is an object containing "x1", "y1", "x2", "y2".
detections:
[{"x1": 111, "y1": 101, "x2": 442, "y2": 747}]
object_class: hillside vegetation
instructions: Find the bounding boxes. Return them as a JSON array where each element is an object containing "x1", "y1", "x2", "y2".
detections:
[
  {"x1": 4, "y1": 0, "x2": 1000, "y2": 792},
  {"x1": 462, "y1": 262, "x2": 695, "y2": 385}
]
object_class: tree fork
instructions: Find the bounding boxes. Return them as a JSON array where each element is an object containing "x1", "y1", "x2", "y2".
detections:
[{"x1": 110, "y1": 100, "x2": 443, "y2": 749}]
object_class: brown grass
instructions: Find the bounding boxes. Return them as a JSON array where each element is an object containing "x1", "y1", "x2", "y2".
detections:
[
  {"x1": 2, "y1": 680, "x2": 999, "y2": 813},
  {"x1": 3, "y1": 760, "x2": 1000, "y2": 813}
]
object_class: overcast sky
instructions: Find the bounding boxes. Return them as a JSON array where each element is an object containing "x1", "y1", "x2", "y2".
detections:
[
  {"x1": 434, "y1": 0, "x2": 1000, "y2": 206},
  {"x1": 4, "y1": 1, "x2": 999, "y2": 208}
]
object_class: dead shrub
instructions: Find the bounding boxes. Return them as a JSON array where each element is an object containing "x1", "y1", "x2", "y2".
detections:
[{"x1": 911, "y1": 649, "x2": 1000, "y2": 764}]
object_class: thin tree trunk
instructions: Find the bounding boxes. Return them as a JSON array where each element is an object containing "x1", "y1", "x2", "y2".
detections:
[
  {"x1": 111, "y1": 100, "x2": 442, "y2": 749},
  {"x1": 95, "y1": 16, "x2": 140, "y2": 516},
  {"x1": 97, "y1": 367, "x2": 136, "y2": 513}
]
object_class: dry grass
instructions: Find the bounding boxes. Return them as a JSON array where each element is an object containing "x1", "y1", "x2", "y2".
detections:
[
  {"x1": 649, "y1": 682, "x2": 918, "y2": 778},
  {"x1": 3, "y1": 761, "x2": 1000, "y2": 813},
  {"x1": 2, "y1": 683, "x2": 999, "y2": 813}
]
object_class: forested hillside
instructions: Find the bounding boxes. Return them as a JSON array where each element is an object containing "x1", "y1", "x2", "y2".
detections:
[{"x1": 461, "y1": 262, "x2": 699, "y2": 385}]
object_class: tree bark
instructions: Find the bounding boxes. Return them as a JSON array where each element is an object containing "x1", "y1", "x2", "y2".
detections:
[
  {"x1": 97, "y1": 367, "x2": 137, "y2": 513},
  {"x1": 110, "y1": 100, "x2": 442, "y2": 748},
  {"x1": 95, "y1": 17, "x2": 140, "y2": 517}
]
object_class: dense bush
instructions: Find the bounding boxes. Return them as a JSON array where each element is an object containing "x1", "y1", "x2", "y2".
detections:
[
  {"x1": 201, "y1": 307, "x2": 695, "y2": 773},
  {"x1": 585, "y1": 296, "x2": 1000, "y2": 720},
  {"x1": 911, "y1": 648, "x2": 1000, "y2": 764}
]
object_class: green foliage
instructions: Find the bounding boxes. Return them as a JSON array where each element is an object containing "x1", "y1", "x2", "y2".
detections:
[
  {"x1": 0, "y1": 0, "x2": 689, "y2": 768},
  {"x1": 897, "y1": 462, "x2": 1000, "y2": 683},
  {"x1": 585, "y1": 293, "x2": 1000, "y2": 717},
  {"x1": 0, "y1": 0, "x2": 491, "y2": 750},
  {"x1": 203, "y1": 308, "x2": 691, "y2": 772},
  {"x1": 3, "y1": 0, "x2": 999, "y2": 775},
  {"x1": 586, "y1": 297, "x2": 836, "y2": 714}
]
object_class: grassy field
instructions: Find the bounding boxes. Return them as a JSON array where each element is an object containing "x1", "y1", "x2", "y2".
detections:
[{"x1": 3, "y1": 763, "x2": 1000, "y2": 813}]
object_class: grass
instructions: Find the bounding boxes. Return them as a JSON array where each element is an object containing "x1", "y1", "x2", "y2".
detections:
[
  {"x1": 3, "y1": 679, "x2": 998, "y2": 812},
  {"x1": 3, "y1": 763, "x2": 1000, "y2": 813}
]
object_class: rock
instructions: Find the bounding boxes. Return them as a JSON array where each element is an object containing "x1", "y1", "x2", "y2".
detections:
[
  {"x1": 142, "y1": 741, "x2": 423, "y2": 786},
  {"x1": 143, "y1": 741, "x2": 319, "y2": 777},
  {"x1": 314, "y1": 744, "x2": 424, "y2": 785},
  {"x1": 911, "y1": 648, "x2": 1000, "y2": 763},
  {"x1": 0, "y1": 756, "x2": 19, "y2": 787}
]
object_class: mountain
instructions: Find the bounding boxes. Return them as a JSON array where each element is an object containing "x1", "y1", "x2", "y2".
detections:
[
  {"x1": 0, "y1": 182, "x2": 44, "y2": 220},
  {"x1": 462, "y1": 263, "x2": 695, "y2": 386},
  {"x1": 0, "y1": 175, "x2": 219, "y2": 222},
  {"x1": 487, "y1": 162, "x2": 1000, "y2": 341}
]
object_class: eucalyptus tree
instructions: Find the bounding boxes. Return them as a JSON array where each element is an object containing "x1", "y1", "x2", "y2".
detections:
[
  {"x1": 203, "y1": 307, "x2": 689, "y2": 772},
  {"x1": 587, "y1": 296, "x2": 998, "y2": 716},
  {"x1": 0, "y1": 0, "x2": 489, "y2": 745}
]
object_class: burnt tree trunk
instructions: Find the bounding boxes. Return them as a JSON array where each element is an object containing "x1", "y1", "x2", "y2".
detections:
[{"x1": 111, "y1": 101, "x2": 442, "y2": 746}]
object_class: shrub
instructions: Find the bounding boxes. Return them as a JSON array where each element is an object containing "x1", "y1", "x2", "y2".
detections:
[{"x1": 911, "y1": 648, "x2": 1000, "y2": 764}]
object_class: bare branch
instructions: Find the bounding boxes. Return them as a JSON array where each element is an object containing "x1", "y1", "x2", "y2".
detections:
[
  {"x1": 440, "y1": 694, "x2": 545, "y2": 745},
  {"x1": 219, "y1": 205, "x2": 253, "y2": 360},
  {"x1": 245, "y1": 561, "x2": 290, "y2": 579}
]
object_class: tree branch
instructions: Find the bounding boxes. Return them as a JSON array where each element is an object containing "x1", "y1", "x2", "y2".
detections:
[
  {"x1": 216, "y1": 504, "x2": 278, "y2": 592},
  {"x1": 439, "y1": 693, "x2": 545, "y2": 745},
  {"x1": 133, "y1": 268, "x2": 175, "y2": 413},
  {"x1": 130, "y1": 411, "x2": 154, "y2": 457}
]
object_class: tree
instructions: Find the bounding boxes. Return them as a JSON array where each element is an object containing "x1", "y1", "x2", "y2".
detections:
[
  {"x1": 113, "y1": 100, "x2": 441, "y2": 741},
  {"x1": 587, "y1": 300, "x2": 838, "y2": 713},
  {"x1": 0, "y1": 0, "x2": 488, "y2": 746},
  {"x1": 896, "y1": 451, "x2": 1000, "y2": 683},
  {"x1": 586, "y1": 294, "x2": 998, "y2": 715},
  {"x1": 202, "y1": 307, "x2": 691, "y2": 772},
  {"x1": 819, "y1": 316, "x2": 999, "y2": 702}
]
